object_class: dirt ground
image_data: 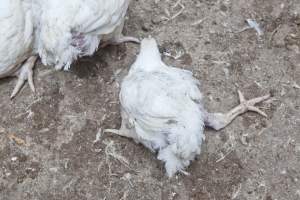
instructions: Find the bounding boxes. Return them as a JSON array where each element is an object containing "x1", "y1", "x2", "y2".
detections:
[{"x1": 0, "y1": 0, "x2": 300, "y2": 199}]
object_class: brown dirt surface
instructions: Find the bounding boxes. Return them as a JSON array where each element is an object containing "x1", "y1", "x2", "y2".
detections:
[{"x1": 0, "y1": 0, "x2": 299, "y2": 199}]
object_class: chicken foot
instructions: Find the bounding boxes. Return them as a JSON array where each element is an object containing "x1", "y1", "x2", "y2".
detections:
[
  {"x1": 205, "y1": 90, "x2": 270, "y2": 131},
  {"x1": 11, "y1": 56, "x2": 37, "y2": 99},
  {"x1": 103, "y1": 111, "x2": 138, "y2": 139},
  {"x1": 100, "y1": 18, "x2": 140, "y2": 48}
]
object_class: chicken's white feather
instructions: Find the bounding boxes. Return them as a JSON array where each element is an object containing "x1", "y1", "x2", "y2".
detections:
[
  {"x1": 119, "y1": 38, "x2": 205, "y2": 177},
  {"x1": 0, "y1": 0, "x2": 34, "y2": 78},
  {"x1": 34, "y1": 0, "x2": 132, "y2": 70}
]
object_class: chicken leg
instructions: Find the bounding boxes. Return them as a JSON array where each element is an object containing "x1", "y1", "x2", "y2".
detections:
[
  {"x1": 100, "y1": 18, "x2": 140, "y2": 48},
  {"x1": 109, "y1": 34, "x2": 140, "y2": 44},
  {"x1": 111, "y1": 18, "x2": 140, "y2": 44},
  {"x1": 11, "y1": 56, "x2": 38, "y2": 99},
  {"x1": 205, "y1": 90, "x2": 270, "y2": 131},
  {"x1": 104, "y1": 124, "x2": 155, "y2": 151},
  {"x1": 104, "y1": 119, "x2": 136, "y2": 139},
  {"x1": 100, "y1": 34, "x2": 140, "y2": 48},
  {"x1": 104, "y1": 110, "x2": 137, "y2": 139},
  {"x1": 104, "y1": 127, "x2": 133, "y2": 138}
]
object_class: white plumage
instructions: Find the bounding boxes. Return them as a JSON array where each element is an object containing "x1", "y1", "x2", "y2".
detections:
[
  {"x1": 34, "y1": 0, "x2": 138, "y2": 70},
  {"x1": 0, "y1": 0, "x2": 37, "y2": 98},
  {"x1": 105, "y1": 37, "x2": 270, "y2": 177}
]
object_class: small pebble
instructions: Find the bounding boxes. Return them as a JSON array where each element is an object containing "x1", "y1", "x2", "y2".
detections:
[{"x1": 11, "y1": 157, "x2": 18, "y2": 162}]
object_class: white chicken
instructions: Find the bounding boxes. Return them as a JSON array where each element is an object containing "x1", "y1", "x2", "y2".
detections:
[
  {"x1": 104, "y1": 37, "x2": 270, "y2": 177},
  {"x1": 0, "y1": 0, "x2": 37, "y2": 98},
  {"x1": 34, "y1": 0, "x2": 139, "y2": 70}
]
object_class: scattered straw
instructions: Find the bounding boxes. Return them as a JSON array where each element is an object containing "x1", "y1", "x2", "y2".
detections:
[
  {"x1": 191, "y1": 17, "x2": 206, "y2": 26},
  {"x1": 8, "y1": 133, "x2": 29, "y2": 147},
  {"x1": 104, "y1": 140, "x2": 132, "y2": 171},
  {"x1": 231, "y1": 183, "x2": 242, "y2": 199}
]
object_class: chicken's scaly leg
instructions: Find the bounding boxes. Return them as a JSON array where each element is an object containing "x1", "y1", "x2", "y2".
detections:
[
  {"x1": 100, "y1": 35, "x2": 140, "y2": 48},
  {"x1": 205, "y1": 90, "x2": 270, "y2": 131},
  {"x1": 11, "y1": 56, "x2": 38, "y2": 99},
  {"x1": 104, "y1": 109, "x2": 138, "y2": 139},
  {"x1": 110, "y1": 35, "x2": 140, "y2": 44},
  {"x1": 104, "y1": 114, "x2": 136, "y2": 139},
  {"x1": 103, "y1": 128, "x2": 131, "y2": 138},
  {"x1": 112, "y1": 18, "x2": 140, "y2": 44},
  {"x1": 100, "y1": 18, "x2": 140, "y2": 48}
]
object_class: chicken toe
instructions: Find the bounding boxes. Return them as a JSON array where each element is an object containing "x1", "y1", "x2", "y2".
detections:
[{"x1": 10, "y1": 56, "x2": 38, "y2": 99}]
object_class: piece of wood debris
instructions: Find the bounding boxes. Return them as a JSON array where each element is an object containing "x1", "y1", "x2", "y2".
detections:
[
  {"x1": 216, "y1": 150, "x2": 233, "y2": 163},
  {"x1": 191, "y1": 17, "x2": 206, "y2": 26},
  {"x1": 269, "y1": 24, "x2": 281, "y2": 45},
  {"x1": 8, "y1": 133, "x2": 29, "y2": 146},
  {"x1": 93, "y1": 129, "x2": 102, "y2": 144},
  {"x1": 231, "y1": 183, "x2": 242, "y2": 199},
  {"x1": 292, "y1": 82, "x2": 300, "y2": 89},
  {"x1": 104, "y1": 140, "x2": 132, "y2": 170},
  {"x1": 163, "y1": 0, "x2": 185, "y2": 21},
  {"x1": 239, "y1": 133, "x2": 249, "y2": 146},
  {"x1": 170, "y1": 2, "x2": 185, "y2": 20}
]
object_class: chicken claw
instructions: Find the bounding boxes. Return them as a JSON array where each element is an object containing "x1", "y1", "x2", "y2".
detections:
[
  {"x1": 205, "y1": 90, "x2": 270, "y2": 131},
  {"x1": 236, "y1": 90, "x2": 270, "y2": 117},
  {"x1": 11, "y1": 56, "x2": 38, "y2": 99}
]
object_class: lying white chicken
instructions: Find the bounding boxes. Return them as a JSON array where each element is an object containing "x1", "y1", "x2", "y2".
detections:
[
  {"x1": 34, "y1": 0, "x2": 139, "y2": 70},
  {"x1": 0, "y1": 0, "x2": 37, "y2": 98},
  {"x1": 105, "y1": 37, "x2": 270, "y2": 177}
]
